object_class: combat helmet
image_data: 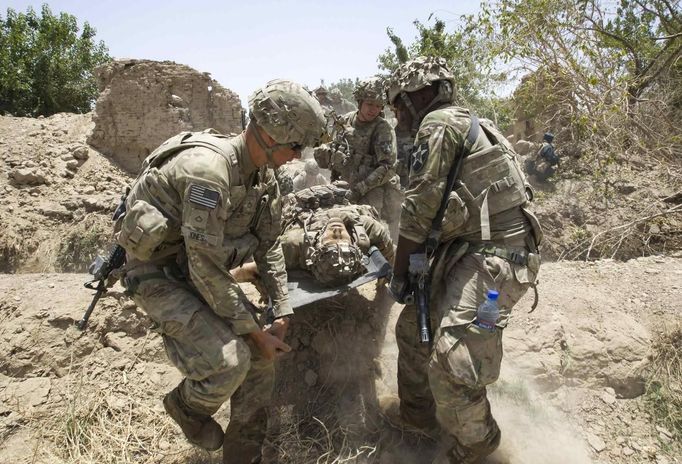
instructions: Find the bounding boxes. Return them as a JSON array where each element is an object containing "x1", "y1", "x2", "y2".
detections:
[
  {"x1": 249, "y1": 79, "x2": 327, "y2": 149},
  {"x1": 353, "y1": 77, "x2": 386, "y2": 105},
  {"x1": 307, "y1": 218, "x2": 365, "y2": 286},
  {"x1": 543, "y1": 132, "x2": 555, "y2": 142},
  {"x1": 385, "y1": 56, "x2": 455, "y2": 105},
  {"x1": 385, "y1": 56, "x2": 456, "y2": 133}
]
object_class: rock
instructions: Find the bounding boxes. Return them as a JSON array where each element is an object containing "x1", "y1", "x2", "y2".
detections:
[
  {"x1": 71, "y1": 145, "x2": 89, "y2": 160},
  {"x1": 514, "y1": 140, "x2": 536, "y2": 155},
  {"x1": 82, "y1": 185, "x2": 96, "y2": 195},
  {"x1": 586, "y1": 432, "x2": 606, "y2": 452},
  {"x1": 622, "y1": 447, "x2": 635, "y2": 456},
  {"x1": 600, "y1": 391, "x2": 616, "y2": 405},
  {"x1": 655, "y1": 425, "x2": 673, "y2": 438},
  {"x1": 9, "y1": 168, "x2": 47, "y2": 186},
  {"x1": 65, "y1": 160, "x2": 79, "y2": 171},
  {"x1": 1, "y1": 378, "x2": 51, "y2": 408}
]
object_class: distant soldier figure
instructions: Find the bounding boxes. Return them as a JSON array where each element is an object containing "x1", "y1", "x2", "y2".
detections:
[
  {"x1": 233, "y1": 185, "x2": 394, "y2": 289},
  {"x1": 329, "y1": 88, "x2": 357, "y2": 114},
  {"x1": 114, "y1": 79, "x2": 326, "y2": 464},
  {"x1": 313, "y1": 77, "x2": 402, "y2": 241},
  {"x1": 313, "y1": 85, "x2": 334, "y2": 113},
  {"x1": 532, "y1": 132, "x2": 559, "y2": 181},
  {"x1": 293, "y1": 159, "x2": 328, "y2": 191}
]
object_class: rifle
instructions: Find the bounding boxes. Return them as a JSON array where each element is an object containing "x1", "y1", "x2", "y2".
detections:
[
  {"x1": 78, "y1": 244, "x2": 126, "y2": 330},
  {"x1": 404, "y1": 252, "x2": 431, "y2": 346},
  {"x1": 77, "y1": 194, "x2": 128, "y2": 331},
  {"x1": 326, "y1": 109, "x2": 351, "y2": 177}
]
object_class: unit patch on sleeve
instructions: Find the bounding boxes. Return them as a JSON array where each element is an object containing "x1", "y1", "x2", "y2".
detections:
[
  {"x1": 188, "y1": 184, "x2": 220, "y2": 209},
  {"x1": 411, "y1": 142, "x2": 430, "y2": 174}
]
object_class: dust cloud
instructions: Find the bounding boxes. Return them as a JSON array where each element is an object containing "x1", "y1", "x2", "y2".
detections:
[{"x1": 488, "y1": 365, "x2": 593, "y2": 464}]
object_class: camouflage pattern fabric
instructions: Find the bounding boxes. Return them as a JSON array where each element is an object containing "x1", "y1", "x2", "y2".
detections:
[
  {"x1": 280, "y1": 201, "x2": 395, "y2": 272},
  {"x1": 120, "y1": 132, "x2": 288, "y2": 449},
  {"x1": 314, "y1": 111, "x2": 402, "y2": 240},
  {"x1": 395, "y1": 104, "x2": 542, "y2": 463}
]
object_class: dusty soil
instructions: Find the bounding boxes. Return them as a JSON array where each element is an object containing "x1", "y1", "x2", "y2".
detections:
[{"x1": 0, "y1": 113, "x2": 680, "y2": 464}]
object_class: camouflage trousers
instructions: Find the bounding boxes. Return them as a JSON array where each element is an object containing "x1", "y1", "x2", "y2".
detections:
[
  {"x1": 360, "y1": 177, "x2": 403, "y2": 243},
  {"x1": 396, "y1": 253, "x2": 537, "y2": 463},
  {"x1": 129, "y1": 272, "x2": 274, "y2": 458}
]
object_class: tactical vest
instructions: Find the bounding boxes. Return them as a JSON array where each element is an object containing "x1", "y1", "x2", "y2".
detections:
[
  {"x1": 119, "y1": 129, "x2": 272, "y2": 264},
  {"x1": 441, "y1": 118, "x2": 532, "y2": 242}
]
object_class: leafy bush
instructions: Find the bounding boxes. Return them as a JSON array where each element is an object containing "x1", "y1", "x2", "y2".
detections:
[{"x1": 0, "y1": 4, "x2": 110, "y2": 117}]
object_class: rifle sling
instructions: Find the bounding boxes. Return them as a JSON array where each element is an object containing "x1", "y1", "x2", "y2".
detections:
[{"x1": 424, "y1": 114, "x2": 480, "y2": 256}]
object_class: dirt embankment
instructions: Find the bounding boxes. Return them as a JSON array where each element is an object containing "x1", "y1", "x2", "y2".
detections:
[{"x1": 0, "y1": 112, "x2": 680, "y2": 463}]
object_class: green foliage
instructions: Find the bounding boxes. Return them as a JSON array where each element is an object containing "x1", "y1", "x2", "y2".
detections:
[
  {"x1": 378, "y1": 15, "x2": 513, "y2": 126},
  {"x1": 0, "y1": 4, "x2": 110, "y2": 117}
]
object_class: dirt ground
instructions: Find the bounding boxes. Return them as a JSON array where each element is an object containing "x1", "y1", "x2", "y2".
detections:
[{"x1": 1, "y1": 113, "x2": 680, "y2": 464}]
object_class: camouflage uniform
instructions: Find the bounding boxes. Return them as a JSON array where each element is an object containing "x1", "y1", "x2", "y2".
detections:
[
  {"x1": 279, "y1": 186, "x2": 395, "y2": 273},
  {"x1": 314, "y1": 78, "x2": 402, "y2": 241},
  {"x1": 115, "y1": 80, "x2": 326, "y2": 461},
  {"x1": 387, "y1": 58, "x2": 543, "y2": 463}
]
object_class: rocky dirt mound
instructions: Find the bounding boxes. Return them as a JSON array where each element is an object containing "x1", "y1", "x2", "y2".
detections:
[
  {"x1": 513, "y1": 140, "x2": 682, "y2": 261},
  {"x1": 1, "y1": 112, "x2": 681, "y2": 463},
  {"x1": 0, "y1": 113, "x2": 128, "y2": 273},
  {"x1": 0, "y1": 257, "x2": 680, "y2": 464}
]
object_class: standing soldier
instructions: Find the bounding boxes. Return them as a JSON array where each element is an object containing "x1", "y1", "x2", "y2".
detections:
[
  {"x1": 313, "y1": 77, "x2": 402, "y2": 241},
  {"x1": 114, "y1": 79, "x2": 326, "y2": 464},
  {"x1": 385, "y1": 57, "x2": 543, "y2": 463}
]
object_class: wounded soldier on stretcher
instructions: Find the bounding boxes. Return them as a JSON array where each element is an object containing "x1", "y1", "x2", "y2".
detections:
[{"x1": 232, "y1": 188, "x2": 394, "y2": 307}]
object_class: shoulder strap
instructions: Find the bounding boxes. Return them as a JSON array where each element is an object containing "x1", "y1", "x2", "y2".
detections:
[{"x1": 424, "y1": 114, "x2": 480, "y2": 256}]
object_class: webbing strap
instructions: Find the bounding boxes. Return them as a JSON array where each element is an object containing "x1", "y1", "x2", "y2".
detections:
[{"x1": 425, "y1": 114, "x2": 480, "y2": 256}]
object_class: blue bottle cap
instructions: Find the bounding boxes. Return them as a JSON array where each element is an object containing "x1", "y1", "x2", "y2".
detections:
[{"x1": 487, "y1": 289, "x2": 499, "y2": 300}]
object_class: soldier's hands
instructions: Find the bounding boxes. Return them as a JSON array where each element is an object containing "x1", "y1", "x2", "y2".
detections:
[
  {"x1": 266, "y1": 316, "x2": 290, "y2": 342},
  {"x1": 249, "y1": 328, "x2": 291, "y2": 361},
  {"x1": 331, "y1": 149, "x2": 348, "y2": 166}
]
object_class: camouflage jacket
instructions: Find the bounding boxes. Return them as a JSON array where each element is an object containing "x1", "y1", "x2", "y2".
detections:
[
  {"x1": 401, "y1": 105, "x2": 535, "y2": 248},
  {"x1": 328, "y1": 112, "x2": 397, "y2": 191},
  {"x1": 121, "y1": 132, "x2": 290, "y2": 334}
]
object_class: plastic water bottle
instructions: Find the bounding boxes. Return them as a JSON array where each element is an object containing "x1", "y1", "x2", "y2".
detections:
[{"x1": 475, "y1": 289, "x2": 500, "y2": 331}]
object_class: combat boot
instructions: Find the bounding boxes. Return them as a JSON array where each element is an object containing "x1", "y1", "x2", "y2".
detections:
[
  {"x1": 163, "y1": 387, "x2": 224, "y2": 451},
  {"x1": 432, "y1": 427, "x2": 501, "y2": 464},
  {"x1": 378, "y1": 395, "x2": 441, "y2": 441}
]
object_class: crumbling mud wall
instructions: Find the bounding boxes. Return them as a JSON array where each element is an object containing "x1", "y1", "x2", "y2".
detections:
[{"x1": 87, "y1": 59, "x2": 243, "y2": 173}]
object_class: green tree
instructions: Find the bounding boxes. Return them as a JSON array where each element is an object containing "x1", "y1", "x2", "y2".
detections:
[
  {"x1": 379, "y1": 15, "x2": 513, "y2": 127},
  {"x1": 0, "y1": 4, "x2": 110, "y2": 117}
]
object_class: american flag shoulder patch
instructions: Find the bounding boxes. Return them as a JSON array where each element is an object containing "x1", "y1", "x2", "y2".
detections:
[{"x1": 188, "y1": 184, "x2": 220, "y2": 209}]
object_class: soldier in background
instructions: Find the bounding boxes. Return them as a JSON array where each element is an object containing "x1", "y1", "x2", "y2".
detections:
[
  {"x1": 313, "y1": 77, "x2": 402, "y2": 241},
  {"x1": 385, "y1": 57, "x2": 543, "y2": 464},
  {"x1": 329, "y1": 87, "x2": 357, "y2": 114},
  {"x1": 114, "y1": 79, "x2": 326, "y2": 464}
]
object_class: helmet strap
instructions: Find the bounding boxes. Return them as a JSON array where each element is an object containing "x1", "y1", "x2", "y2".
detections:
[{"x1": 249, "y1": 121, "x2": 279, "y2": 167}]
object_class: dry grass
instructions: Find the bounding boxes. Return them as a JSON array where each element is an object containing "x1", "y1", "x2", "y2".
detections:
[{"x1": 645, "y1": 325, "x2": 682, "y2": 444}]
